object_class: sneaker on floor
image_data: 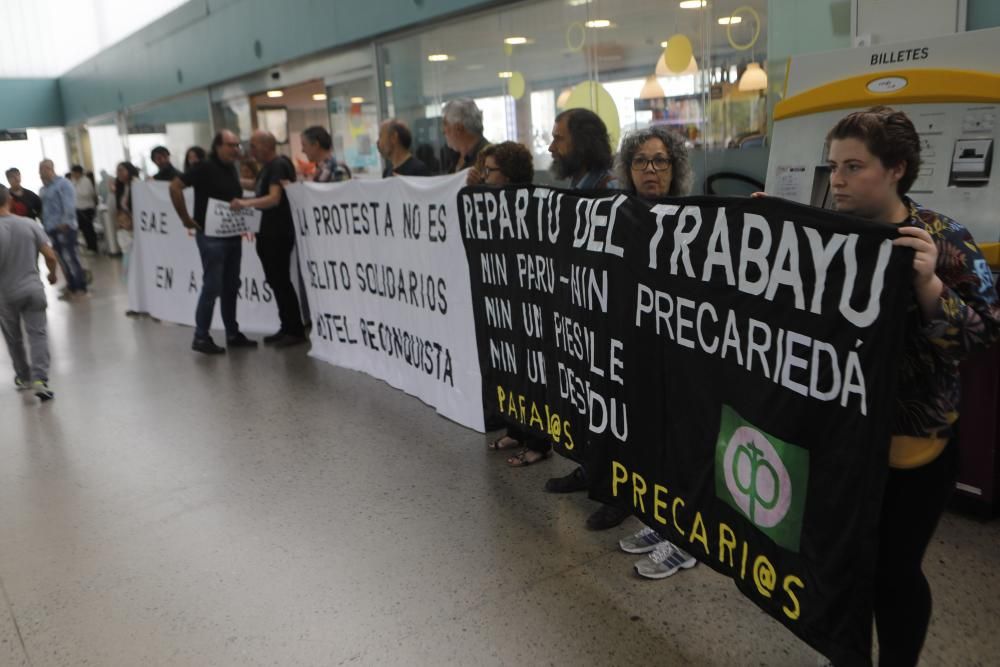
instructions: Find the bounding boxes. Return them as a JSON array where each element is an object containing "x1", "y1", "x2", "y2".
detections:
[
  {"x1": 226, "y1": 333, "x2": 258, "y2": 349},
  {"x1": 544, "y1": 465, "x2": 588, "y2": 493},
  {"x1": 619, "y1": 526, "x2": 669, "y2": 554},
  {"x1": 634, "y1": 541, "x2": 696, "y2": 580},
  {"x1": 32, "y1": 380, "x2": 54, "y2": 402},
  {"x1": 192, "y1": 337, "x2": 226, "y2": 355},
  {"x1": 14, "y1": 377, "x2": 30, "y2": 391},
  {"x1": 586, "y1": 503, "x2": 631, "y2": 531}
]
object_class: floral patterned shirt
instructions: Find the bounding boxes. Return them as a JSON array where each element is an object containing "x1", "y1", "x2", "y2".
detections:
[{"x1": 893, "y1": 198, "x2": 1000, "y2": 438}]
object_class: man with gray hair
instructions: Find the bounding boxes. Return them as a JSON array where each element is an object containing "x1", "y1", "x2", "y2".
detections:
[
  {"x1": 442, "y1": 98, "x2": 490, "y2": 174},
  {"x1": 39, "y1": 159, "x2": 87, "y2": 298},
  {"x1": 0, "y1": 184, "x2": 60, "y2": 401}
]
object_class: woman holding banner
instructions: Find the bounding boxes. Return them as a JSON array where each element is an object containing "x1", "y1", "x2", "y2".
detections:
[
  {"x1": 111, "y1": 162, "x2": 140, "y2": 298},
  {"x1": 760, "y1": 106, "x2": 1000, "y2": 665},
  {"x1": 611, "y1": 126, "x2": 699, "y2": 580},
  {"x1": 474, "y1": 142, "x2": 555, "y2": 468}
]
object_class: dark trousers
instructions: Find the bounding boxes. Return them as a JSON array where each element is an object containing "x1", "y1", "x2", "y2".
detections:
[
  {"x1": 256, "y1": 232, "x2": 304, "y2": 336},
  {"x1": 194, "y1": 233, "x2": 242, "y2": 340},
  {"x1": 50, "y1": 228, "x2": 87, "y2": 292},
  {"x1": 874, "y1": 441, "x2": 958, "y2": 666},
  {"x1": 76, "y1": 208, "x2": 98, "y2": 251}
]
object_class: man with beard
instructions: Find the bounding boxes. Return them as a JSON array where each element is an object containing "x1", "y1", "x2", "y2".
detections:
[
  {"x1": 547, "y1": 108, "x2": 618, "y2": 190},
  {"x1": 443, "y1": 98, "x2": 490, "y2": 174},
  {"x1": 544, "y1": 107, "x2": 627, "y2": 532}
]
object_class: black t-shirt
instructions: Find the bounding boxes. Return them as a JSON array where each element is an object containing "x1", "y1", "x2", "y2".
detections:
[
  {"x1": 153, "y1": 164, "x2": 182, "y2": 182},
  {"x1": 180, "y1": 155, "x2": 242, "y2": 227},
  {"x1": 10, "y1": 189, "x2": 42, "y2": 220},
  {"x1": 255, "y1": 155, "x2": 296, "y2": 237},
  {"x1": 382, "y1": 155, "x2": 431, "y2": 178}
]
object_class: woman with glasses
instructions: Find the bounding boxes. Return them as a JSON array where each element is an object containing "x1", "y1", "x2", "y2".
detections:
[
  {"x1": 470, "y1": 142, "x2": 554, "y2": 467},
  {"x1": 612, "y1": 126, "x2": 698, "y2": 579},
  {"x1": 615, "y1": 125, "x2": 692, "y2": 200}
]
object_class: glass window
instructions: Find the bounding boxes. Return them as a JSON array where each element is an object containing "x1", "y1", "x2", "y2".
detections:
[
  {"x1": 377, "y1": 0, "x2": 768, "y2": 187},
  {"x1": 0, "y1": 128, "x2": 69, "y2": 193},
  {"x1": 326, "y1": 77, "x2": 381, "y2": 179}
]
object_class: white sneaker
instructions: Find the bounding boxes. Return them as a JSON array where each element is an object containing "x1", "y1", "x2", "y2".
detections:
[
  {"x1": 634, "y1": 541, "x2": 696, "y2": 579},
  {"x1": 619, "y1": 526, "x2": 669, "y2": 554}
]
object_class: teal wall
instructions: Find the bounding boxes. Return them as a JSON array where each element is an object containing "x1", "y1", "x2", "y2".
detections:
[
  {"x1": 0, "y1": 79, "x2": 64, "y2": 128},
  {"x1": 58, "y1": 0, "x2": 497, "y2": 125},
  {"x1": 967, "y1": 0, "x2": 1000, "y2": 30},
  {"x1": 766, "y1": 0, "x2": 852, "y2": 60}
]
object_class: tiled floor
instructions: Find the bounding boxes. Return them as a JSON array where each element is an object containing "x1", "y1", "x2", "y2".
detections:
[{"x1": 1, "y1": 257, "x2": 997, "y2": 666}]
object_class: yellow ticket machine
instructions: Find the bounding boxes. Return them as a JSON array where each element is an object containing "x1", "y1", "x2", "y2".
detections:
[{"x1": 766, "y1": 27, "x2": 1000, "y2": 513}]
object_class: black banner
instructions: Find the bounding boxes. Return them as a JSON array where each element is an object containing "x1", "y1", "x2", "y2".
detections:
[{"x1": 459, "y1": 187, "x2": 911, "y2": 666}]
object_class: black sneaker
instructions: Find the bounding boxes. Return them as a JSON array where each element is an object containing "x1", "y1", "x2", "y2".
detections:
[
  {"x1": 192, "y1": 337, "x2": 225, "y2": 355},
  {"x1": 263, "y1": 331, "x2": 285, "y2": 345},
  {"x1": 586, "y1": 504, "x2": 631, "y2": 531},
  {"x1": 274, "y1": 333, "x2": 308, "y2": 348},
  {"x1": 226, "y1": 333, "x2": 259, "y2": 349},
  {"x1": 544, "y1": 465, "x2": 588, "y2": 493}
]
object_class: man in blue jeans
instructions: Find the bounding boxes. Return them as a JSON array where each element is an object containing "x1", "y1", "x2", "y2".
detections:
[
  {"x1": 38, "y1": 160, "x2": 87, "y2": 299},
  {"x1": 169, "y1": 130, "x2": 257, "y2": 355}
]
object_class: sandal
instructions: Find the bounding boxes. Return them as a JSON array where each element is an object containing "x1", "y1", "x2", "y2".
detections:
[
  {"x1": 488, "y1": 435, "x2": 522, "y2": 451},
  {"x1": 507, "y1": 447, "x2": 553, "y2": 468}
]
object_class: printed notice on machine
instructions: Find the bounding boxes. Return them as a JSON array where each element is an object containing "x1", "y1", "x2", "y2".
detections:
[{"x1": 775, "y1": 165, "x2": 810, "y2": 203}]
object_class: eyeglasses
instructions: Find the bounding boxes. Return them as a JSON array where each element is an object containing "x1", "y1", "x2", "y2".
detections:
[
  {"x1": 630, "y1": 156, "x2": 671, "y2": 172},
  {"x1": 482, "y1": 165, "x2": 499, "y2": 178},
  {"x1": 222, "y1": 141, "x2": 241, "y2": 148}
]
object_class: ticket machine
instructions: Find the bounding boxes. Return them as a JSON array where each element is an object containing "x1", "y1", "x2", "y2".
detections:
[{"x1": 766, "y1": 27, "x2": 1000, "y2": 514}]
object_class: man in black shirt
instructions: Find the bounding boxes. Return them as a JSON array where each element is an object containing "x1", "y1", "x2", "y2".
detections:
[
  {"x1": 231, "y1": 130, "x2": 305, "y2": 348},
  {"x1": 169, "y1": 130, "x2": 257, "y2": 354},
  {"x1": 377, "y1": 120, "x2": 430, "y2": 178},
  {"x1": 151, "y1": 146, "x2": 182, "y2": 182},
  {"x1": 4, "y1": 168, "x2": 42, "y2": 221}
]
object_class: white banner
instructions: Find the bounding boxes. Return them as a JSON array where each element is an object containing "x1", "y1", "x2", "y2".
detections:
[
  {"x1": 286, "y1": 173, "x2": 484, "y2": 431},
  {"x1": 204, "y1": 197, "x2": 262, "y2": 237},
  {"x1": 128, "y1": 181, "x2": 284, "y2": 334}
]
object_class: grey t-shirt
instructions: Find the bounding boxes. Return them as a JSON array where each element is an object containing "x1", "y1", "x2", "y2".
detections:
[{"x1": 0, "y1": 214, "x2": 50, "y2": 300}]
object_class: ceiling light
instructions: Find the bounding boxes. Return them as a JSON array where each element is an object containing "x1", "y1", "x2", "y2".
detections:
[
  {"x1": 639, "y1": 75, "x2": 665, "y2": 100},
  {"x1": 384, "y1": 80, "x2": 393, "y2": 88},
  {"x1": 660, "y1": 41, "x2": 669, "y2": 48},
  {"x1": 566, "y1": 0, "x2": 591, "y2": 5},
  {"x1": 312, "y1": 93, "x2": 327, "y2": 101},
  {"x1": 266, "y1": 90, "x2": 283, "y2": 98},
  {"x1": 427, "y1": 54, "x2": 451, "y2": 62},
  {"x1": 656, "y1": 53, "x2": 699, "y2": 77},
  {"x1": 718, "y1": 16, "x2": 742, "y2": 25},
  {"x1": 498, "y1": 71, "x2": 514, "y2": 79},
  {"x1": 738, "y1": 62, "x2": 768, "y2": 92},
  {"x1": 504, "y1": 37, "x2": 529, "y2": 45},
  {"x1": 679, "y1": 1, "x2": 707, "y2": 8},
  {"x1": 350, "y1": 96, "x2": 364, "y2": 103},
  {"x1": 585, "y1": 19, "x2": 613, "y2": 28},
  {"x1": 556, "y1": 87, "x2": 572, "y2": 109}
]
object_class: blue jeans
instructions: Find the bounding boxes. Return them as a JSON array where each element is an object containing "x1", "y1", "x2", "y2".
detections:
[
  {"x1": 194, "y1": 232, "x2": 242, "y2": 340},
  {"x1": 50, "y1": 227, "x2": 87, "y2": 292}
]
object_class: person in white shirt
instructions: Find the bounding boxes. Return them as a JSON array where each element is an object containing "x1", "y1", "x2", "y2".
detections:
[{"x1": 70, "y1": 165, "x2": 99, "y2": 253}]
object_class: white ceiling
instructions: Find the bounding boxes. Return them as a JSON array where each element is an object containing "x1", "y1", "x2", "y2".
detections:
[{"x1": 0, "y1": 0, "x2": 187, "y2": 77}]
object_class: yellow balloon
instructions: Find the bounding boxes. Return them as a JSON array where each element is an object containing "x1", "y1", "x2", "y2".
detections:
[
  {"x1": 563, "y1": 80, "x2": 621, "y2": 149},
  {"x1": 508, "y1": 72, "x2": 526, "y2": 100},
  {"x1": 665, "y1": 34, "x2": 693, "y2": 74}
]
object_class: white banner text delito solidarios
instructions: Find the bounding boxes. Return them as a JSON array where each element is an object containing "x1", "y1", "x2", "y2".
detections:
[{"x1": 286, "y1": 173, "x2": 484, "y2": 431}]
